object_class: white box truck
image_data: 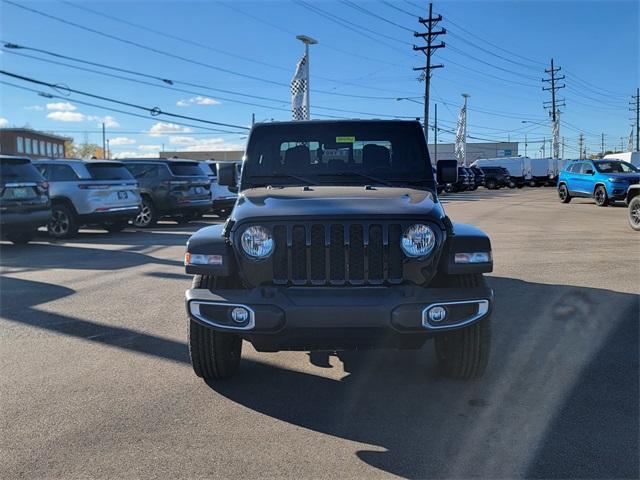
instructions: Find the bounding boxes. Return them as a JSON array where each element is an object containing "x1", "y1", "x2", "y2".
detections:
[
  {"x1": 471, "y1": 157, "x2": 526, "y2": 188},
  {"x1": 523, "y1": 157, "x2": 555, "y2": 186}
]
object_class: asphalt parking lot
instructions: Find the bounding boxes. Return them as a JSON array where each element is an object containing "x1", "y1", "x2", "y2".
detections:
[{"x1": 1, "y1": 188, "x2": 638, "y2": 479}]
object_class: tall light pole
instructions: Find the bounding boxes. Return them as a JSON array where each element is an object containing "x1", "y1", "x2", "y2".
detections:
[
  {"x1": 296, "y1": 35, "x2": 317, "y2": 120},
  {"x1": 462, "y1": 93, "x2": 470, "y2": 166}
]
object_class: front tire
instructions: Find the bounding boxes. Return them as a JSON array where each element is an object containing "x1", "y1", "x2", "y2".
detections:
[
  {"x1": 558, "y1": 184, "x2": 571, "y2": 203},
  {"x1": 594, "y1": 185, "x2": 609, "y2": 207},
  {"x1": 628, "y1": 196, "x2": 640, "y2": 231},
  {"x1": 188, "y1": 275, "x2": 242, "y2": 381},
  {"x1": 133, "y1": 197, "x2": 157, "y2": 228},
  {"x1": 485, "y1": 179, "x2": 497, "y2": 190},
  {"x1": 433, "y1": 274, "x2": 491, "y2": 380}
]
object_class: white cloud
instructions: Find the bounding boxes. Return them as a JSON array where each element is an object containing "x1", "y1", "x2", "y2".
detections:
[
  {"x1": 138, "y1": 144, "x2": 161, "y2": 151},
  {"x1": 109, "y1": 136, "x2": 136, "y2": 146},
  {"x1": 88, "y1": 115, "x2": 119, "y2": 128},
  {"x1": 168, "y1": 136, "x2": 244, "y2": 151},
  {"x1": 175, "y1": 96, "x2": 220, "y2": 107},
  {"x1": 0, "y1": 117, "x2": 8, "y2": 127},
  {"x1": 46, "y1": 102, "x2": 77, "y2": 111},
  {"x1": 148, "y1": 122, "x2": 193, "y2": 137},
  {"x1": 25, "y1": 105, "x2": 44, "y2": 111},
  {"x1": 47, "y1": 111, "x2": 86, "y2": 122},
  {"x1": 112, "y1": 151, "x2": 157, "y2": 159}
]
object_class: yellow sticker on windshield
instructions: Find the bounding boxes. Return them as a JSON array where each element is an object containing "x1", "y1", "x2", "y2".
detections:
[{"x1": 335, "y1": 136, "x2": 356, "y2": 143}]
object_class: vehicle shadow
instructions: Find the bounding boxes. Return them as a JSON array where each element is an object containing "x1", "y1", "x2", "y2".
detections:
[
  {"x1": 0, "y1": 243, "x2": 183, "y2": 270},
  {"x1": 1, "y1": 274, "x2": 637, "y2": 478}
]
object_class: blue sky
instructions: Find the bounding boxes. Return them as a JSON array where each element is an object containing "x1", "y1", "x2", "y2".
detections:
[{"x1": 0, "y1": 0, "x2": 637, "y2": 158}]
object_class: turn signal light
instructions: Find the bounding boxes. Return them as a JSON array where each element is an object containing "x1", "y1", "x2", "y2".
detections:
[
  {"x1": 184, "y1": 253, "x2": 223, "y2": 266},
  {"x1": 454, "y1": 252, "x2": 492, "y2": 264}
]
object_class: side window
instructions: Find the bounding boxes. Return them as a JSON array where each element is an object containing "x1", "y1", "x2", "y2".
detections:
[
  {"x1": 567, "y1": 163, "x2": 580, "y2": 173},
  {"x1": 579, "y1": 163, "x2": 592, "y2": 174},
  {"x1": 35, "y1": 164, "x2": 50, "y2": 180},
  {"x1": 40, "y1": 141, "x2": 46, "y2": 156},
  {"x1": 17, "y1": 136, "x2": 24, "y2": 153},
  {"x1": 50, "y1": 164, "x2": 79, "y2": 181},
  {"x1": 25, "y1": 138, "x2": 32, "y2": 154}
]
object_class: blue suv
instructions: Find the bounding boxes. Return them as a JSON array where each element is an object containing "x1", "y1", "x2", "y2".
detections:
[{"x1": 558, "y1": 159, "x2": 640, "y2": 206}]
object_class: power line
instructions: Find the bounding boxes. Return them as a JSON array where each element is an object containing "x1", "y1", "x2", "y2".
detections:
[
  {"x1": 0, "y1": 70, "x2": 251, "y2": 130},
  {"x1": 0, "y1": 80, "x2": 245, "y2": 134},
  {"x1": 339, "y1": 0, "x2": 414, "y2": 32}
]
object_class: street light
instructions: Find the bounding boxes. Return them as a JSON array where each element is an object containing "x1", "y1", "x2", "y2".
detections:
[{"x1": 296, "y1": 35, "x2": 317, "y2": 120}]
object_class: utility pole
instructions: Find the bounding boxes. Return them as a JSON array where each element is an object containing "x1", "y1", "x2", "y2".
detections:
[
  {"x1": 434, "y1": 103, "x2": 438, "y2": 164},
  {"x1": 562, "y1": 136, "x2": 565, "y2": 158},
  {"x1": 631, "y1": 88, "x2": 639, "y2": 151},
  {"x1": 578, "y1": 133, "x2": 584, "y2": 159},
  {"x1": 524, "y1": 134, "x2": 528, "y2": 157},
  {"x1": 601, "y1": 133, "x2": 605, "y2": 157},
  {"x1": 462, "y1": 93, "x2": 470, "y2": 166},
  {"x1": 542, "y1": 58, "x2": 565, "y2": 158},
  {"x1": 252, "y1": 113, "x2": 255, "y2": 126},
  {"x1": 413, "y1": 2, "x2": 446, "y2": 142},
  {"x1": 542, "y1": 137, "x2": 546, "y2": 158},
  {"x1": 101, "y1": 122, "x2": 106, "y2": 159},
  {"x1": 106, "y1": 139, "x2": 110, "y2": 159}
]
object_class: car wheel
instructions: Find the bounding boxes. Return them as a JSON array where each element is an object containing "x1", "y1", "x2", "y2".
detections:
[
  {"x1": 103, "y1": 221, "x2": 128, "y2": 233},
  {"x1": 528, "y1": 180, "x2": 537, "y2": 187},
  {"x1": 48, "y1": 204, "x2": 78, "y2": 238},
  {"x1": 433, "y1": 273, "x2": 491, "y2": 380},
  {"x1": 507, "y1": 181, "x2": 516, "y2": 189},
  {"x1": 558, "y1": 184, "x2": 571, "y2": 203},
  {"x1": 6, "y1": 230, "x2": 36, "y2": 245},
  {"x1": 628, "y1": 196, "x2": 640, "y2": 231},
  {"x1": 133, "y1": 197, "x2": 157, "y2": 228},
  {"x1": 594, "y1": 185, "x2": 609, "y2": 207},
  {"x1": 485, "y1": 179, "x2": 497, "y2": 190},
  {"x1": 188, "y1": 275, "x2": 242, "y2": 381}
]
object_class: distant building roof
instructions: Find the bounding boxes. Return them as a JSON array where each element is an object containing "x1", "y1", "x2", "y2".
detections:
[{"x1": 0, "y1": 128, "x2": 72, "y2": 142}]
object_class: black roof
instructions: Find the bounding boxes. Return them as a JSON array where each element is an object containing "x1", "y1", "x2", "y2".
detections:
[
  {"x1": 119, "y1": 157, "x2": 200, "y2": 163},
  {"x1": 252, "y1": 119, "x2": 421, "y2": 128}
]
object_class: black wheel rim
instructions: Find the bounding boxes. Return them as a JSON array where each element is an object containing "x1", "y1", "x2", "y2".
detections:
[
  {"x1": 559, "y1": 186, "x2": 567, "y2": 200},
  {"x1": 596, "y1": 188, "x2": 605, "y2": 205},
  {"x1": 50, "y1": 210, "x2": 69, "y2": 236}
]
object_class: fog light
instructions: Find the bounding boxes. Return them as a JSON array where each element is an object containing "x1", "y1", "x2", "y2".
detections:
[
  {"x1": 230, "y1": 307, "x2": 250, "y2": 323},
  {"x1": 427, "y1": 306, "x2": 447, "y2": 323}
]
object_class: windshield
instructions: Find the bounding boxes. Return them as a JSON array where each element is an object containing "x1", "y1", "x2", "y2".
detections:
[
  {"x1": 243, "y1": 122, "x2": 433, "y2": 188},
  {"x1": 199, "y1": 162, "x2": 216, "y2": 176},
  {"x1": 594, "y1": 161, "x2": 638, "y2": 173},
  {"x1": 169, "y1": 162, "x2": 207, "y2": 176},
  {"x1": 0, "y1": 158, "x2": 43, "y2": 182},
  {"x1": 86, "y1": 163, "x2": 134, "y2": 180}
]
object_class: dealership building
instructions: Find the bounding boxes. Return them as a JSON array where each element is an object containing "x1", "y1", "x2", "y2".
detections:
[{"x1": 0, "y1": 128, "x2": 69, "y2": 159}]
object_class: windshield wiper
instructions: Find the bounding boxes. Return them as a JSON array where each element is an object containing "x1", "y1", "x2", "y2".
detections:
[
  {"x1": 318, "y1": 171, "x2": 393, "y2": 187},
  {"x1": 249, "y1": 174, "x2": 318, "y2": 186}
]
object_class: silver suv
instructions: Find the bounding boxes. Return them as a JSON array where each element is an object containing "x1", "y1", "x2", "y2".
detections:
[{"x1": 33, "y1": 159, "x2": 141, "y2": 238}]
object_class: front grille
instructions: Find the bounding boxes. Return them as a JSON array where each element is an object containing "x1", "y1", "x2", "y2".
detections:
[{"x1": 272, "y1": 222, "x2": 404, "y2": 285}]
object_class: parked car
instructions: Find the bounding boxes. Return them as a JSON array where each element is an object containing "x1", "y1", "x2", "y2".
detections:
[
  {"x1": 445, "y1": 166, "x2": 471, "y2": 192},
  {"x1": 463, "y1": 167, "x2": 478, "y2": 190},
  {"x1": 202, "y1": 160, "x2": 241, "y2": 218},
  {"x1": 33, "y1": 159, "x2": 140, "y2": 238},
  {"x1": 469, "y1": 166, "x2": 486, "y2": 188},
  {"x1": 184, "y1": 120, "x2": 493, "y2": 382},
  {"x1": 625, "y1": 184, "x2": 640, "y2": 231},
  {"x1": 0, "y1": 155, "x2": 50, "y2": 244},
  {"x1": 479, "y1": 166, "x2": 511, "y2": 190},
  {"x1": 472, "y1": 157, "x2": 525, "y2": 188},
  {"x1": 558, "y1": 159, "x2": 640, "y2": 206},
  {"x1": 122, "y1": 158, "x2": 212, "y2": 227}
]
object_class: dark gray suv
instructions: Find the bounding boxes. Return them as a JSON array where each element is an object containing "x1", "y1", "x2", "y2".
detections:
[{"x1": 122, "y1": 158, "x2": 212, "y2": 227}]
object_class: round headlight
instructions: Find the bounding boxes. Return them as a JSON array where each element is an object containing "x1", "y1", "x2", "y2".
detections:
[
  {"x1": 401, "y1": 224, "x2": 435, "y2": 258},
  {"x1": 241, "y1": 226, "x2": 274, "y2": 258}
]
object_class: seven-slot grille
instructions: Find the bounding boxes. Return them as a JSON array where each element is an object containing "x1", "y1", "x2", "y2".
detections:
[{"x1": 271, "y1": 222, "x2": 404, "y2": 285}]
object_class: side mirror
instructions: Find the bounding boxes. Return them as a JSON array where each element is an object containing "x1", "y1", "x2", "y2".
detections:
[
  {"x1": 217, "y1": 162, "x2": 237, "y2": 192},
  {"x1": 437, "y1": 160, "x2": 458, "y2": 184}
]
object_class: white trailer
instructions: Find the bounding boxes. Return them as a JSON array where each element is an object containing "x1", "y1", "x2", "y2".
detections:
[
  {"x1": 471, "y1": 157, "x2": 526, "y2": 187},
  {"x1": 603, "y1": 152, "x2": 640, "y2": 167},
  {"x1": 523, "y1": 157, "x2": 554, "y2": 186}
]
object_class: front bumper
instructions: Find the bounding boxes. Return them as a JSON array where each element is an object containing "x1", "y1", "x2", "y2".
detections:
[{"x1": 186, "y1": 285, "x2": 493, "y2": 351}]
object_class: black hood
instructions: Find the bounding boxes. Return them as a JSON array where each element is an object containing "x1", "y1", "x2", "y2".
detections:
[{"x1": 229, "y1": 186, "x2": 446, "y2": 225}]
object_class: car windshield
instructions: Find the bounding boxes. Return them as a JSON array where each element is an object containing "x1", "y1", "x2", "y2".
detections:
[
  {"x1": 169, "y1": 162, "x2": 207, "y2": 176},
  {"x1": 86, "y1": 163, "x2": 134, "y2": 180},
  {"x1": 594, "y1": 161, "x2": 638, "y2": 173},
  {"x1": 0, "y1": 158, "x2": 43, "y2": 182},
  {"x1": 243, "y1": 122, "x2": 433, "y2": 187}
]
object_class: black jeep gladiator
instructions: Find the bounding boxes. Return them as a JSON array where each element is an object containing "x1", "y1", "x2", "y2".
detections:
[{"x1": 184, "y1": 120, "x2": 493, "y2": 381}]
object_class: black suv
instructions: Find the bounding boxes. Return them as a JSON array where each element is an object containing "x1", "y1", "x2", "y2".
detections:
[
  {"x1": 184, "y1": 120, "x2": 494, "y2": 382},
  {"x1": 480, "y1": 166, "x2": 511, "y2": 189},
  {"x1": 0, "y1": 155, "x2": 50, "y2": 244},
  {"x1": 122, "y1": 158, "x2": 212, "y2": 227},
  {"x1": 469, "y1": 166, "x2": 486, "y2": 188}
]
